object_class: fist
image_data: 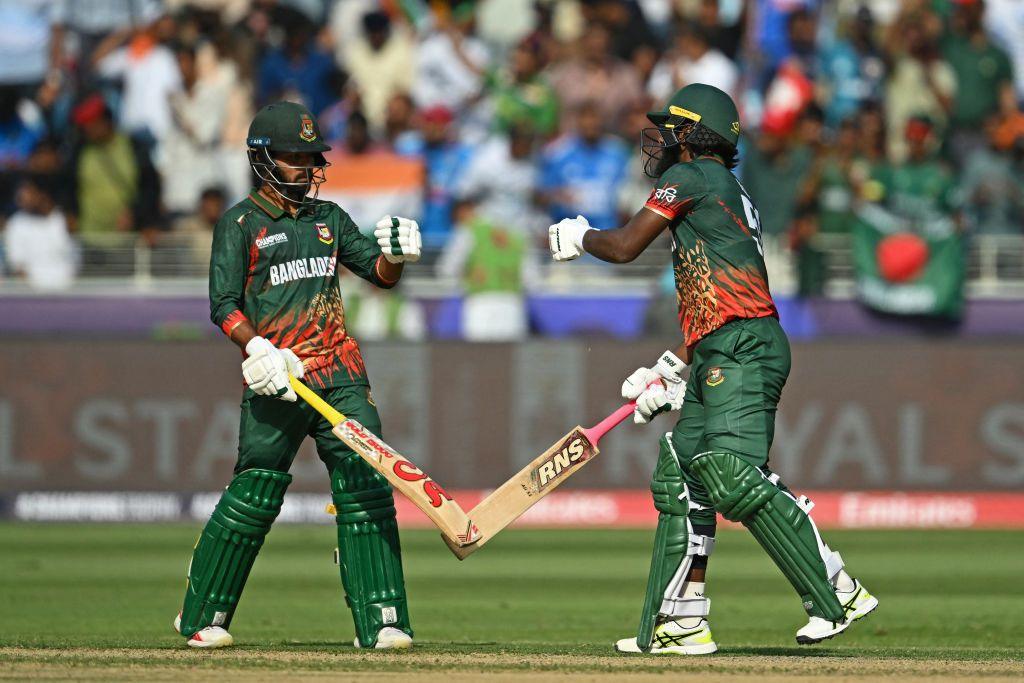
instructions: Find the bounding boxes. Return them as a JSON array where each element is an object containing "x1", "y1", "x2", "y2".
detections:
[
  {"x1": 375, "y1": 215, "x2": 422, "y2": 263},
  {"x1": 548, "y1": 215, "x2": 593, "y2": 262}
]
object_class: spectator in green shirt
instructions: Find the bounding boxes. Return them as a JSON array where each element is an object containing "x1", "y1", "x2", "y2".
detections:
[
  {"x1": 486, "y1": 36, "x2": 559, "y2": 138},
  {"x1": 942, "y1": 0, "x2": 1016, "y2": 162}
]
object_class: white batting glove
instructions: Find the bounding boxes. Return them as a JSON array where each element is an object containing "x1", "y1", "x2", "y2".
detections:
[
  {"x1": 548, "y1": 215, "x2": 594, "y2": 262},
  {"x1": 242, "y1": 336, "x2": 301, "y2": 401},
  {"x1": 374, "y1": 215, "x2": 422, "y2": 263},
  {"x1": 621, "y1": 350, "x2": 687, "y2": 424}
]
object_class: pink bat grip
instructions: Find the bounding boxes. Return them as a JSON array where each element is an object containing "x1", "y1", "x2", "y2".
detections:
[{"x1": 582, "y1": 402, "x2": 637, "y2": 444}]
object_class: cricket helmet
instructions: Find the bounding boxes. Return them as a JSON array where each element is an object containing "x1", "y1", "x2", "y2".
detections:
[
  {"x1": 247, "y1": 101, "x2": 331, "y2": 206},
  {"x1": 641, "y1": 83, "x2": 741, "y2": 177}
]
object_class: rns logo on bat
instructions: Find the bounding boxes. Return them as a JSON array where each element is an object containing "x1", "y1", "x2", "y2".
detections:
[{"x1": 530, "y1": 433, "x2": 592, "y2": 490}]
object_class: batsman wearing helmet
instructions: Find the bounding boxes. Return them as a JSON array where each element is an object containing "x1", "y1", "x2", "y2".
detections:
[
  {"x1": 548, "y1": 84, "x2": 878, "y2": 653},
  {"x1": 173, "y1": 102, "x2": 422, "y2": 649}
]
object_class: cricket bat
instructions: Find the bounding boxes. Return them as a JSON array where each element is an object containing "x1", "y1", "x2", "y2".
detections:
[
  {"x1": 445, "y1": 400, "x2": 638, "y2": 560},
  {"x1": 290, "y1": 375, "x2": 480, "y2": 547}
]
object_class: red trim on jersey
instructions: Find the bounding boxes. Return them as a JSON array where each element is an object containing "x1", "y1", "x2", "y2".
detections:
[{"x1": 221, "y1": 310, "x2": 249, "y2": 337}]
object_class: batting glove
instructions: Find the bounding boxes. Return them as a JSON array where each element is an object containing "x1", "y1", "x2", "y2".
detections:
[
  {"x1": 548, "y1": 215, "x2": 594, "y2": 262},
  {"x1": 374, "y1": 215, "x2": 422, "y2": 263},
  {"x1": 621, "y1": 350, "x2": 687, "y2": 424},
  {"x1": 242, "y1": 336, "x2": 302, "y2": 401}
]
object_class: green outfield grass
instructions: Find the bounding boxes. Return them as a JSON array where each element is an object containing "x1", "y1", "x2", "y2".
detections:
[{"x1": 1, "y1": 524, "x2": 1022, "y2": 680}]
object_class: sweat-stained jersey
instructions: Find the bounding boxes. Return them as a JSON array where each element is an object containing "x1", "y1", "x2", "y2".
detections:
[
  {"x1": 644, "y1": 158, "x2": 778, "y2": 347},
  {"x1": 209, "y1": 191, "x2": 395, "y2": 388}
]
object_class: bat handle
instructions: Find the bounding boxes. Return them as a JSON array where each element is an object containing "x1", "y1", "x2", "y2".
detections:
[{"x1": 582, "y1": 402, "x2": 636, "y2": 444}]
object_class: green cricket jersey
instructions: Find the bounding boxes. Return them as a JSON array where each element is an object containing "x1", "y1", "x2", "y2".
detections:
[
  {"x1": 209, "y1": 191, "x2": 395, "y2": 388},
  {"x1": 644, "y1": 158, "x2": 778, "y2": 347}
]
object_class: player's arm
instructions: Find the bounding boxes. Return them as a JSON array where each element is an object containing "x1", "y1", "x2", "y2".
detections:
[
  {"x1": 209, "y1": 214, "x2": 301, "y2": 400},
  {"x1": 548, "y1": 208, "x2": 670, "y2": 264}
]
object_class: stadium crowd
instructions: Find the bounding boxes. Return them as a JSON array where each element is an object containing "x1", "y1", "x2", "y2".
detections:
[{"x1": 1, "y1": 0, "x2": 1022, "y2": 304}]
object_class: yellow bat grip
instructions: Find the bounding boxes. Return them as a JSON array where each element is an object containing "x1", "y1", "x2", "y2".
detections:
[{"x1": 289, "y1": 375, "x2": 346, "y2": 426}]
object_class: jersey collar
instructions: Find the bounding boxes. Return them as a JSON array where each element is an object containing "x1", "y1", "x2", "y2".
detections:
[{"x1": 247, "y1": 189, "x2": 286, "y2": 219}]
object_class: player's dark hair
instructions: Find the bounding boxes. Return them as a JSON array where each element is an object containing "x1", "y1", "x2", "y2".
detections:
[{"x1": 683, "y1": 122, "x2": 739, "y2": 170}]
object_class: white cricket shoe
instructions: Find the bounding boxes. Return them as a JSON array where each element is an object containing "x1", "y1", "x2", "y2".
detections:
[
  {"x1": 795, "y1": 578, "x2": 878, "y2": 645},
  {"x1": 173, "y1": 612, "x2": 234, "y2": 649},
  {"x1": 354, "y1": 626, "x2": 413, "y2": 650},
  {"x1": 615, "y1": 619, "x2": 718, "y2": 655},
  {"x1": 839, "y1": 578, "x2": 879, "y2": 622}
]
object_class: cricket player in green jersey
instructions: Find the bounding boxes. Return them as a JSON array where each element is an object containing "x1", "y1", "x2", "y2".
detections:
[
  {"x1": 548, "y1": 84, "x2": 878, "y2": 653},
  {"x1": 173, "y1": 101, "x2": 422, "y2": 650}
]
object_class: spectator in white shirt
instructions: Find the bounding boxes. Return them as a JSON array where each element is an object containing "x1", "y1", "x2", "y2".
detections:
[
  {"x1": 647, "y1": 21, "x2": 739, "y2": 102},
  {"x1": 342, "y1": 10, "x2": 416, "y2": 133},
  {"x1": 4, "y1": 175, "x2": 76, "y2": 290},
  {"x1": 412, "y1": 3, "x2": 490, "y2": 112}
]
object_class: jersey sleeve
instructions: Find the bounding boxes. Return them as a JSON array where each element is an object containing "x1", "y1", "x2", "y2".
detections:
[
  {"x1": 336, "y1": 209, "x2": 397, "y2": 289},
  {"x1": 208, "y1": 211, "x2": 251, "y2": 336},
  {"x1": 643, "y1": 163, "x2": 705, "y2": 221}
]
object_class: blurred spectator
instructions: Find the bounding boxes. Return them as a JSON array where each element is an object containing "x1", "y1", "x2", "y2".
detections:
[
  {"x1": 403, "y1": 106, "x2": 474, "y2": 248},
  {"x1": 340, "y1": 275, "x2": 427, "y2": 342},
  {"x1": 51, "y1": 0, "x2": 164, "y2": 84},
  {"x1": 384, "y1": 93, "x2": 420, "y2": 152},
  {"x1": 0, "y1": 0, "x2": 55, "y2": 89},
  {"x1": 486, "y1": 37, "x2": 559, "y2": 138},
  {"x1": 695, "y1": 0, "x2": 745, "y2": 61},
  {"x1": 0, "y1": 87, "x2": 44, "y2": 215},
  {"x1": 257, "y1": 14, "x2": 334, "y2": 114},
  {"x1": 162, "y1": 43, "x2": 251, "y2": 214},
  {"x1": 742, "y1": 123, "x2": 814, "y2": 236},
  {"x1": 984, "y1": 0, "x2": 1024, "y2": 99},
  {"x1": 438, "y1": 200, "x2": 534, "y2": 341},
  {"x1": 540, "y1": 105, "x2": 629, "y2": 231},
  {"x1": 883, "y1": 7, "x2": 956, "y2": 163},
  {"x1": 592, "y1": 0, "x2": 659, "y2": 69},
  {"x1": 863, "y1": 116, "x2": 958, "y2": 225},
  {"x1": 69, "y1": 95, "x2": 160, "y2": 244},
  {"x1": 958, "y1": 114, "x2": 1024, "y2": 235},
  {"x1": 457, "y1": 123, "x2": 543, "y2": 237},
  {"x1": 648, "y1": 21, "x2": 739, "y2": 102},
  {"x1": 93, "y1": 14, "x2": 183, "y2": 150},
  {"x1": 3, "y1": 174, "x2": 75, "y2": 290},
  {"x1": 942, "y1": 0, "x2": 1016, "y2": 162},
  {"x1": 341, "y1": 10, "x2": 415, "y2": 133},
  {"x1": 172, "y1": 185, "x2": 224, "y2": 270},
  {"x1": 550, "y1": 23, "x2": 643, "y2": 131},
  {"x1": 818, "y1": 6, "x2": 886, "y2": 127},
  {"x1": 412, "y1": 2, "x2": 490, "y2": 113},
  {"x1": 321, "y1": 110, "x2": 424, "y2": 234}
]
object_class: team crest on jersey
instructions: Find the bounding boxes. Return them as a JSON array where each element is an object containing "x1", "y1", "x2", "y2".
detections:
[
  {"x1": 315, "y1": 223, "x2": 333, "y2": 244},
  {"x1": 299, "y1": 114, "x2": 317, "y2": 142},
  {"x1": 706, "y1": 367, "x2": 725, "y2": 387},
  {"x1": 654, "y1": 185, "x2": 678, "y2": 203}
]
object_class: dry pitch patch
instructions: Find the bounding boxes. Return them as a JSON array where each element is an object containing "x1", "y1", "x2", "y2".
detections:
[{"x1": 2, "y1": 647, "x2": 1023, "y2": 682}]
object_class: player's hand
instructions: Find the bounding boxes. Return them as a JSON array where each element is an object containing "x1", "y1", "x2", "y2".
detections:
[
  {"x1": 548, "y1": 215, "x2": 594, "y2": 262},
  {"x1": 242, "y1": 336, "x2": 300, "y2": 401},
  {"x1": 375, "y1": 215, "x2": 422, "y2": 263},
  {"x1": 621, "y1": 350, "x2": 686, "y2": 424}
]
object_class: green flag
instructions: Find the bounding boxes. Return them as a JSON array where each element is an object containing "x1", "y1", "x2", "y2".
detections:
[{"x1": 852, "y1": 204, "x2": 965, "y2": 319}]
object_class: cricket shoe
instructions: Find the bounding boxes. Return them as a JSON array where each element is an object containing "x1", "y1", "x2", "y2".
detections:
[
  {"x1": 354, "y1": 627, "x2": 413, "y2": 650},
  {"x1": 795, "y1": 578, "x2": 877, "y2": 645},
  {"x1": 173, "y1": 612, "x2": 234, "y2": 649},
  {"x1": 614, "y1": 619, "x2": 718, "y2": 655}
]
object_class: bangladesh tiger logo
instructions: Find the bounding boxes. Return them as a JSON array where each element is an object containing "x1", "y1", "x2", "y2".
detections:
[
  {"x1": 315, "y1": 223, "x2": 333, "y2": 245},
  {"x1": 299, "y1": 114, "x2": 317, "y2": 142},
  {"x1": 706, "y1": 367, "x2": 725, "y2": 387}
]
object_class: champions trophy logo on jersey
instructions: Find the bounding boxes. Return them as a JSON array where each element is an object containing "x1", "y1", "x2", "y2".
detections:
[
  {"x1": 299, "y1": 114, "x2": 317, "y2": 142},
  {"x1": 315, "y1": 223, "x2": 333, "y2": 245}
]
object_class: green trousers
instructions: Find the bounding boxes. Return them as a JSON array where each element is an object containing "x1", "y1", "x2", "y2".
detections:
[{"x1": 671, "y1": 316, "x2": 792, "y2": 524}]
